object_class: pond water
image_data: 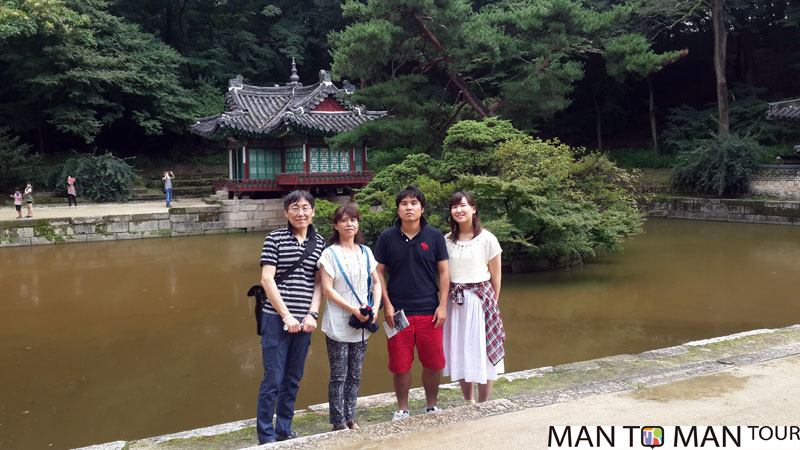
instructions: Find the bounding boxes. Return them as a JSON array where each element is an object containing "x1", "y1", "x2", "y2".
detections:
[{"x1": 1, "y1": 218, "x2": 799, "y2": 449}]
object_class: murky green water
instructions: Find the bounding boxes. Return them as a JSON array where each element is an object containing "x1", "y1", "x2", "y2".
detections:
[{"x1": 1, "y1": 218, "x2": 799, "y2": 449}]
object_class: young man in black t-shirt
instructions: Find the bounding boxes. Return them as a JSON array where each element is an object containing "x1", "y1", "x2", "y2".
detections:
[{"x1": 375, "y1": 186, "x2": 450, "y2": 420}]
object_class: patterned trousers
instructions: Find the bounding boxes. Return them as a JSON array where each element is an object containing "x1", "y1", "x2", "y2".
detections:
[{"x1": 325, "y1": 336, "x2": 368, "y2": 424}]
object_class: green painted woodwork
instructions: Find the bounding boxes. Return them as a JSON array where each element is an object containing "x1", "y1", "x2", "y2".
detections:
[
  {"x1": 309, "y1": 146, "x2": 350, "y2": 173},
  {"x1": 354, "y1": 147, "x2": 363, "y2": 172},
  {"x1": 285, "y1": 146, "x2": 304, "y2": 173},
  {"x1": 248, "y1": 148, "x2": 280, "y2": 179}
]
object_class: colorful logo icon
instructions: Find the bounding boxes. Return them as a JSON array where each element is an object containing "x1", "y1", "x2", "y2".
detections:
[
  {"x1": 420, "y1": 242, "x2": 429, "y2": 251},
  {"x1": 642, "y1": 427, "x2": 664, "y2": 447}
]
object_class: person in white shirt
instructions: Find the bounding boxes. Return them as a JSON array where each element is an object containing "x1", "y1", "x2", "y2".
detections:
[
  {"x1": 317, "y1": 204, "x2": 381, "y2": 431},
  {"x1": 443, "y1": 191, "x2": 506, "y2": 404}
]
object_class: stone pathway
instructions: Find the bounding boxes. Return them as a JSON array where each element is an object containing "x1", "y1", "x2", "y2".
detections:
[{"x1": 5, "y1": 198, "x2": 208, "y2": 221}]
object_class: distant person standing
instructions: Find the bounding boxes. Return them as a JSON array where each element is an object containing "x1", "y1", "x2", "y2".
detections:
[
  {"x1": 162, "y1": 170, "x2": 174, "y2": 207},
  {"x1": 23, "y1": 183, "x2": 33, "y2": 218},
  {"x1": 10, "y1": 187, "x2": 23, "y2": 219},
  {"x1": 66, "y1": 176, "x2": 77, "y2": 207}
]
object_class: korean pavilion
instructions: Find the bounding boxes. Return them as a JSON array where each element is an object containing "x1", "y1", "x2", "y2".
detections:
[{"x1": 191, "y1": 61, "x2": 386, "y2": 198}]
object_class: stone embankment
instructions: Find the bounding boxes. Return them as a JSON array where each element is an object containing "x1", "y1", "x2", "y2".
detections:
[
  {"x1": 0, "y1": 199, "x2": 286, "y2": 247},
  {"x1": 649, "y1": 197, "x2": 800, "y2": 225},
  {"x1": 76, "y1": 324, "x2": 800, "y2": 450}
]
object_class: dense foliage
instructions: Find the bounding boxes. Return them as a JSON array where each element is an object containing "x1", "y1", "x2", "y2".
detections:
[
  {"x1": 0, "y1": 127, "x2": 42, "y2": 194},
  {"x1": 1, "y1": 0, "x2": 799, "y2": 197},
  {"x1": 55, "y1": 152, "x2": 135, "y2": 202},
  {"x1": 661, "y1": 87, "x2": 800, "y2": 154},
  {"x1": 347, "y1": 119, "x2": 643, "y2": 263},
  {"x1": 670, "y1": 133, "x2": 761, "y2": 197}
]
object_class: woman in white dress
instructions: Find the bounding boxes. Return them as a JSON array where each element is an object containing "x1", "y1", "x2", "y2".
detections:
[
  {"x1": 318, "y1": 204, "x2": 381, "y2": 430},
  {"x1": 442, "y1": 191, "x2": 505, "y2": 403}
]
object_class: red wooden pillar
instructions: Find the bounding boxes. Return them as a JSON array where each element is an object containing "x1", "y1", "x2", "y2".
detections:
[
  {"x1": 349, "y1": 147, "x2": 355, "y2": 173},
  {"x1": 362, "y1": 145, "x2": 368, "y2": 171}
]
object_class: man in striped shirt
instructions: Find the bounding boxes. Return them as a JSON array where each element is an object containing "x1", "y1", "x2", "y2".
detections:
[{"x1": 257, "y1": 190, "x2": 326, "y2": 444}]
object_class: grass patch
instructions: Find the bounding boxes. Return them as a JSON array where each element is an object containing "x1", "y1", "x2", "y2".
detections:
[{"x1": 607, "y1": 148, "x2": 678, "y2": 169}]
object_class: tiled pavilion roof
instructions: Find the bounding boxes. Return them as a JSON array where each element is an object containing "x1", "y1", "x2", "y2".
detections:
[
  {"x1": 767, "y1": 99, "x2": 800, "y2": 122},
  {"x1": 191, "y1": 64, "x2": 385, "y2": 138}
]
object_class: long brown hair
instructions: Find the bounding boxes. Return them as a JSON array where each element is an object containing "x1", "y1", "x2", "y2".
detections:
[
  {"x1": 448, "y1": 191, "x2": 483, "y2": 242},
  {"x1": 328, "y1": 204, "x2": 366, "y2": 245}
]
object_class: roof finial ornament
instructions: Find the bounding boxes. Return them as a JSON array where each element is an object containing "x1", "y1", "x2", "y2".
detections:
[{"x1": 289, "y1": 58, "x2": 301, "y2": 86}]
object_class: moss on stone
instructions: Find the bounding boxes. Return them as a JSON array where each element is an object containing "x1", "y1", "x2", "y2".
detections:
[{"x1": 32, "y1": 220, "x2": 64, "y2": 243}]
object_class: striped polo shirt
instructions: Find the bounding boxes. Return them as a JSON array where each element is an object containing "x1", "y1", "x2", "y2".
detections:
[{"x1": 259, "y1": 224, "x2": 326, "y2": 318}]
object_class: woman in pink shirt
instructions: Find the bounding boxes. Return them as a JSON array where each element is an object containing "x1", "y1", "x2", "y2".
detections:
[{"x1": 66, "y1": 176, "x2": 77, "y2": 207}]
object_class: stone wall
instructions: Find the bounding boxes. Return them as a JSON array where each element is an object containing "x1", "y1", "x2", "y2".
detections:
[
  {"x1": 748, "y1": 165, "x2": 800, "y2": 199},
  {"x1": 648, "y1": 197, "x2": 800, "y2": 225},
  {"x1": 0, "y1": 199, "x2": 289, "y2": 248},
  {"x1": 749, "y1": 174, "x2": 800, "y2": 199}
]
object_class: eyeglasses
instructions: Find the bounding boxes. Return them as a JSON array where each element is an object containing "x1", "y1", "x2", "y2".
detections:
[{"x1": 288, "y1": 206, "x2": 313, "y2": 214}]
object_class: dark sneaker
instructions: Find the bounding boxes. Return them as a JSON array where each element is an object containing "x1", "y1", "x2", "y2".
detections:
[{"x1": 276, "y1": 431, "x2": 298, "y2": 441}]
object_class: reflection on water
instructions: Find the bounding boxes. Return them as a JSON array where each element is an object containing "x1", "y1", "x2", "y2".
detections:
[{"x1": 1, "y1": 218, "x2": 799, "y2": 449}]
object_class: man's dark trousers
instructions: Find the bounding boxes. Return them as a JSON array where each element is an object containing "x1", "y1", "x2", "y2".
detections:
[{"x1": 257, "y1": 312, "x2": 311, "y2": 443}]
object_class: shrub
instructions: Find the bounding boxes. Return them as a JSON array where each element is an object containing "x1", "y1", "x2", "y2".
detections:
[
  {"x1": 56, "y1": 152, "x2": 134, "y2": 202},
  {"x1": 661, "y1": 86, "x2": 800, "y2": 154},
  {"x1": 670, "y1": 133, "x2": 761, "y2": 197},
  {"x1": 0, "y1": 128, "x2": 42, "y2": 194},
  {"x1": 353, "y1": 120, "x2": 643, "y2": 263}
]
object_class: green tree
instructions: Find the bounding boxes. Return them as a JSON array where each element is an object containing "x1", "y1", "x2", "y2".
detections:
[
  {"x1": 327, "y1": 75, "x2": 448, "y2": 169},
  {"x1": 604, "y1": 33, "x2": 684, "y2": 151},
  {"x1": 330, "y1": 0, "x2": 668, "y2": 123},
  {"x1": 436, "y1": 118, "x2": 526, "y2": 181},
  {"x1": 354, "y1": 119, "x2": 643, "y2": 263},
  {"x1": 670, "y1": 133, "x2": 760, "y2": 197},
  {"x1": 57, "y1": 152, "x2": 134, "y2": 202},
  {"x1": 460, "y1": 137, "x2": 643, "y2": 261},
  {"x1": 0, "y1": 0, "x2": 89, "y2": 42},
  {"x1": 0, "y1": 0, "x2": 199, "y2": 151},
  {"x1": 0, "y1": 127, "x2": 42, "y2": 194}
]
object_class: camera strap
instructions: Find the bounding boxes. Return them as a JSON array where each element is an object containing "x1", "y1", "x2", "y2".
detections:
[
  {"x1": 274, "y1": 226, "x2": 317, "y2": 286},
  {"x1": 330, "y1": 245, "x2": 373, "y2": 308}
]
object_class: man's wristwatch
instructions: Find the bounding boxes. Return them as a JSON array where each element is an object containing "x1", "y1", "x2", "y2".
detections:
[{"x1": 307, "y1": 311, "x2": 319, "y2": 320}]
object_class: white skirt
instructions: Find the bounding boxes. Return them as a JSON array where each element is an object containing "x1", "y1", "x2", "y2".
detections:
[{"x1": 443, "y1": 289, "x2": 504, "y2": 384}]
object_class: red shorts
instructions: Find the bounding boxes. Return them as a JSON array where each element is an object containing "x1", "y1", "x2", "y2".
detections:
[{"x1": 386, "y1": 314, "x2": 445, "y2": 373}]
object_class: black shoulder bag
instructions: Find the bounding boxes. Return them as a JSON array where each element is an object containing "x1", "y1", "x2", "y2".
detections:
[{"x1": 247, "y1": 227, "x2": 318, "y2": 335}]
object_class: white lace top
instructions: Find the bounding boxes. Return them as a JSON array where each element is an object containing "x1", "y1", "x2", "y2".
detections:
[{"x1": 444, "y1": 229, "x2": 502, "y2": 284}]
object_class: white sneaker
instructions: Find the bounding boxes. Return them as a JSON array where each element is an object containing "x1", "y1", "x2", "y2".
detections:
[
  {"x1": 425, "y1": 406, "x2": 441, "y2": 413},
  {"x1": 391, "y1": 410, "x2": 409, "y2": 421}
]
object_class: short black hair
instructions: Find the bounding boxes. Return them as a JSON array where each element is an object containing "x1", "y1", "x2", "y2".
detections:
[
  {"x1": 15, "y1": 186, "x2": 20, "y2": 191},
  {"x1": 395, "y1": 185, "x2": 426, "y2": 209},
  {"x1": 284, "y1": 190, "x2": 315, "y2": 210}
]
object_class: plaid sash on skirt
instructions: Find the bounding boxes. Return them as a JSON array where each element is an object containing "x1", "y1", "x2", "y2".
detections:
[{"x1": 448, "y1": 280, "x2": 505, "y2": 366}]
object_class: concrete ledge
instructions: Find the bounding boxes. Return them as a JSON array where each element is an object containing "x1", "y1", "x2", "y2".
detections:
[
  {"x1": 649, "y1": 198, "x2": 800, "y2": 225},
  {"x1": 1, "y1": 198, "x2": 288, "y2": 248},
  {"x1": 80, "y1": 324, "x2": 800, "y2": 450}
]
